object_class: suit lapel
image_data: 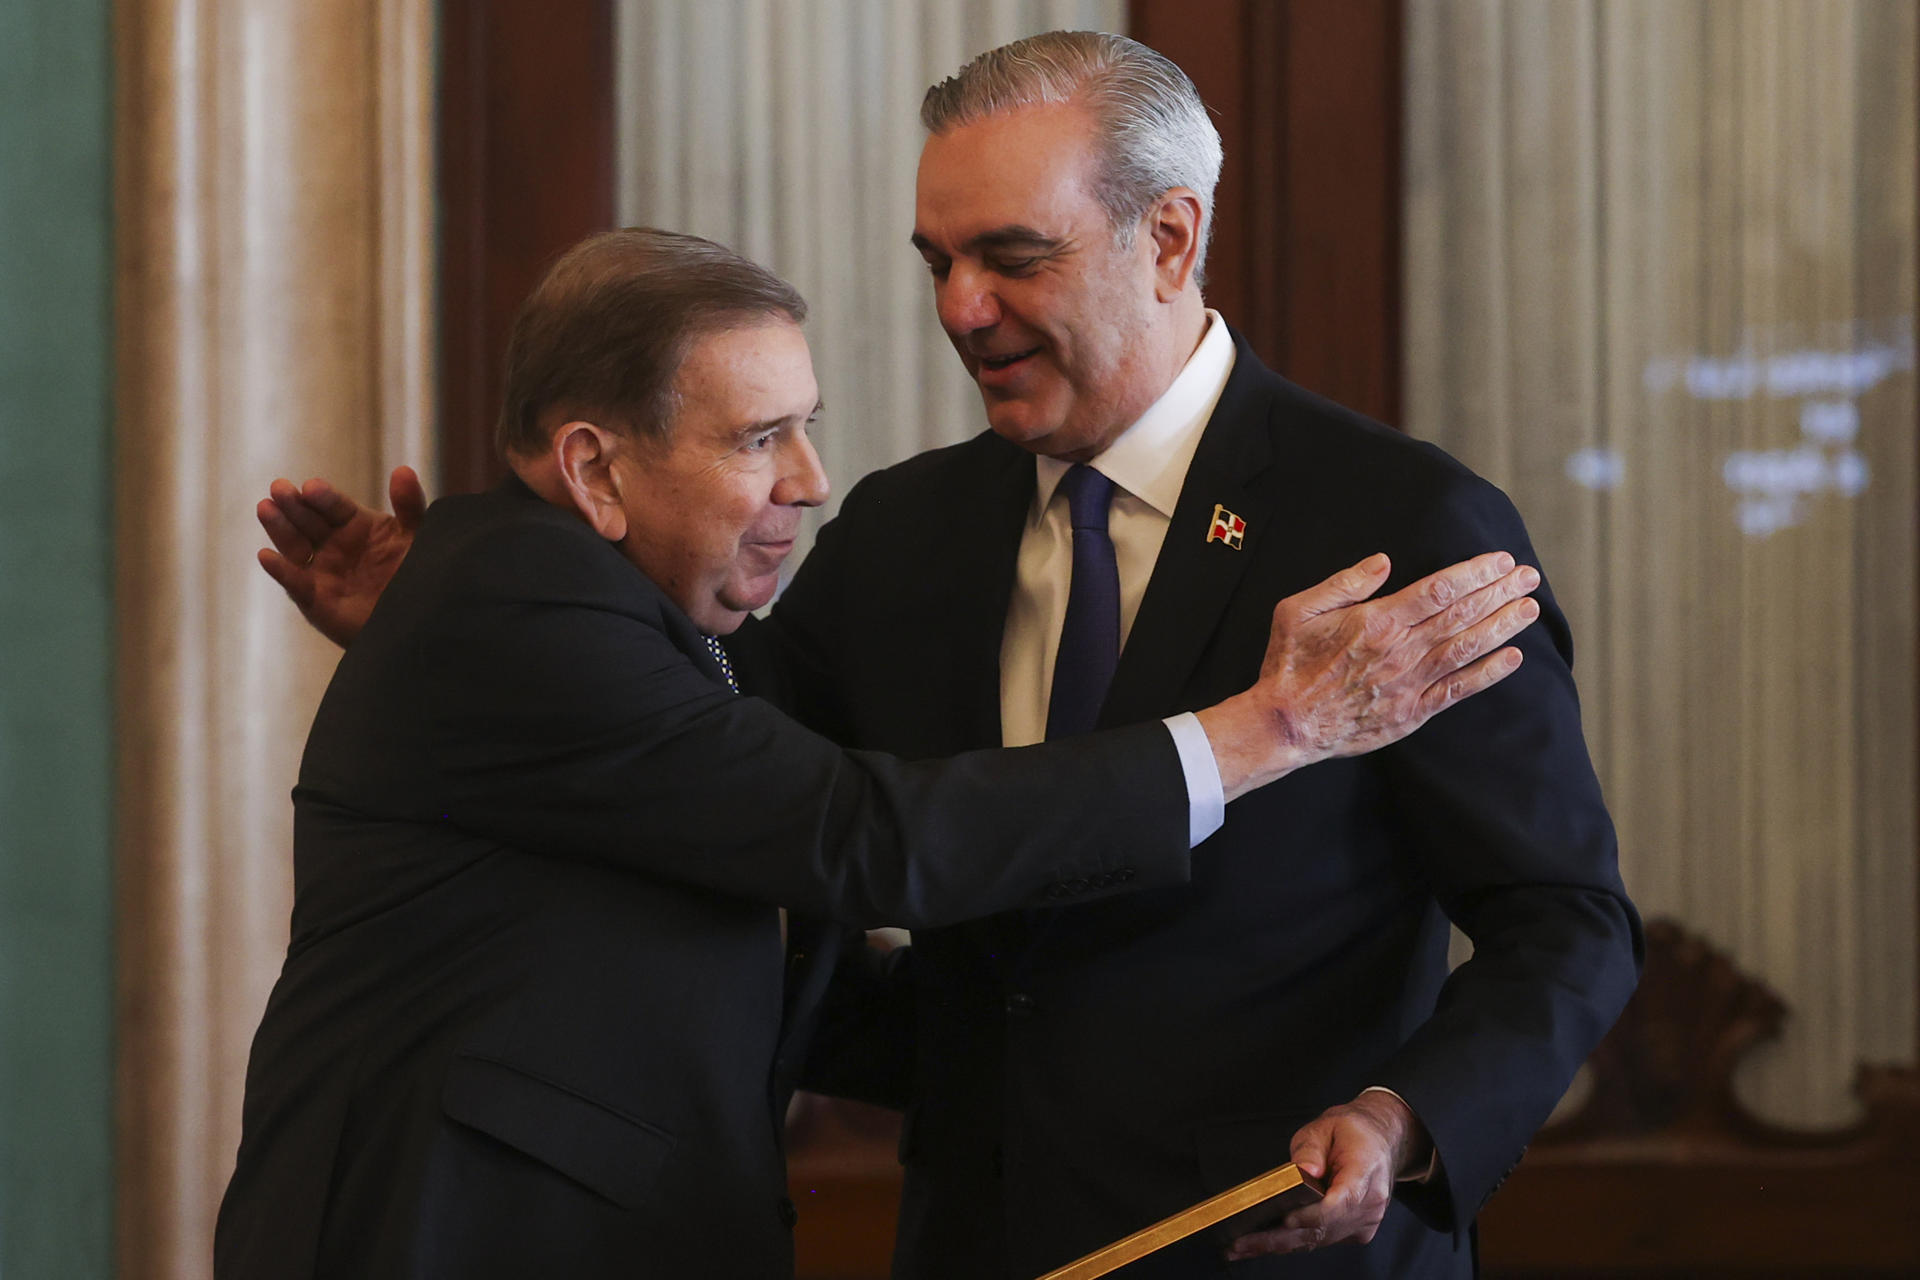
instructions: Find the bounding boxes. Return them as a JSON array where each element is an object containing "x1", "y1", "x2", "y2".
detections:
[
  {"x1": 936, "y1": 440, "x2": 1040, "y2": 971},
  {"x1": 1101, "y1": 333, "x2": 1277, "y2": 726},
  {"x1": 944, "y1": 437, "x2": 1037, "y2": 751}
]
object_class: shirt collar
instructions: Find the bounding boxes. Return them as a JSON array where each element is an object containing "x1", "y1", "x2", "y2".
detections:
[{"x1": 1033, "y1": 310, "x2": 1237, "y2": 518}]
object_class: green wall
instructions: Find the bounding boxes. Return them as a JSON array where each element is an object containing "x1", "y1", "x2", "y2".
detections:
[{"x1": 0, "y1": 0, "x2": 117, "y2": 1274}]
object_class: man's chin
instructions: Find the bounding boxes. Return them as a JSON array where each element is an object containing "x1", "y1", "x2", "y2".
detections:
[
  {"x1": 983, "y1": 409, "x2": 1110, "y2": 462},
  {"x1": 982, "y1": 402, "x2": 1063, "y2": 451},
  {"x1": 708, "y1": 578, "x2": 780, "y2": 631}
]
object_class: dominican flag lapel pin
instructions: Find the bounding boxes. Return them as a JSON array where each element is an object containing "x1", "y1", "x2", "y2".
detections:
[{"x1": 1206, "y1": 503, "x2": 1247, "y2": 550}]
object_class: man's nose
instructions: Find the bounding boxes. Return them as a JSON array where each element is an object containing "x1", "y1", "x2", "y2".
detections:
[
  {"x1": 936, "y1": 262, "x2": 1000, "y2": 336},
  {"x1": 773, "y1": 431, "x2": 830, "y2": 508}
]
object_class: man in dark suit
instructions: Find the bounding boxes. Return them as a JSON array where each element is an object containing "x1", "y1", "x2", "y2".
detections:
[
  {"x1": 745, "y1": 32, "x2": 1642, "y2": 1279},
  {"x1": 226, "y1": 227, "x2": 1541, "y2": 1279}
]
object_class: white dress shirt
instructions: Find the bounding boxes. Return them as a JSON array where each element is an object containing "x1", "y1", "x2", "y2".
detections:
[{"x1": 999, "y1": 311, "x2": 1237, "y2": 845}]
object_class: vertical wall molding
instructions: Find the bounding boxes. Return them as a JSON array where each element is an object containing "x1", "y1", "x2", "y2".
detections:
[
  {"x1": 112, "y1": 2, "x2": 435, "y2": 1275},
  {"x1": 1130, "y1": 0, "x2": 1404, "y2": 426},
  {"x1": 438, "y1": 0, "x2": 615, "y2": 495}
]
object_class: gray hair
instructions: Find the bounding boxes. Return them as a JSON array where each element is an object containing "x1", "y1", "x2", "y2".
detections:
[
  {"x1": 921, "y1": 31, "x2": 1223, "y2": 280},
  {"x1": 497, "y1": 227, "x2": 807, "y2": 457}
]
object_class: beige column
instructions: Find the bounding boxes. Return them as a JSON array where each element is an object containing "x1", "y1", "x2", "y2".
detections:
[{"x1": 113, "y1": 1, "x2": 434, "y2": 1275}]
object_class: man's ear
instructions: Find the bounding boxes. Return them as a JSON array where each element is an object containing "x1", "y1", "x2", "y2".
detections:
[
  {"x1": 552, "y1": 421, "x2": 629, "y2": 541},
  {"x1": 1147, "y1": 187, "x2": 1204, "y2": 301}
]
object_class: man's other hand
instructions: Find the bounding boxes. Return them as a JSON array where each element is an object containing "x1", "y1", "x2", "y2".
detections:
[
  {"x1": 1196, "y1": 551, "x2": 1539, "y2": 800},
  {"x1": 257, "y1": 465, "x2": 426, "y2": 648},
  {"x1": 1224, "y1": 1091, "x2": 1432, "y2": 1261}
]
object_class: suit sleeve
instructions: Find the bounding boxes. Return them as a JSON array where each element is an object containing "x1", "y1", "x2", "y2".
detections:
[
  {"x1": 735, "y1": 484, "x2": 923, "y2": 1103},
  {"x1": 1367, "y1": 472, "x2": 1643, "y2": 1233},
  {"x1": 302, "y1": 513, "x2": 1190, "y2": 931}
]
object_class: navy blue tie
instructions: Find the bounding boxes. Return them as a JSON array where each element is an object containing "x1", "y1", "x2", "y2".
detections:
[{"x1": 1046, "y1": 464, "x2": 1120, "y2": 739}]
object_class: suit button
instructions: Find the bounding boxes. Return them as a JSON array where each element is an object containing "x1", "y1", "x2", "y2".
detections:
[
  {"x1": 778, "y1": 1196, "x2": 798, "y2": 1229},
  {"x1": 1005, "y1": 992, "x2": 1037, "y2": 1017}
]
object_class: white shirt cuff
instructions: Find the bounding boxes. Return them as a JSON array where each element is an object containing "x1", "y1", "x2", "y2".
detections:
[
  {"x1": 1163, "y1": 712, "x2": 1225, "y2": 847},
  {"x1": 1359, "y1": 1086, "x2": 1439, "y2": 1184}
]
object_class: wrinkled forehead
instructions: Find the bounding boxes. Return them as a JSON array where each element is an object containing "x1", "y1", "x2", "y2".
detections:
[
  {"x1": 914, "y1": 102, "x2": 1105, "y2": 241},
  {"x1": 670, "y1": 319, "x2": 820, "y2": 433}
]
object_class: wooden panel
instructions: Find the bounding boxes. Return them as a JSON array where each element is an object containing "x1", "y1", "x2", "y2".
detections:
[
  {"x1": 437, "y1": 0, "x2": 617, "y2": 493},
  {"x1": 1276, "y1": 0, "x2": 1402, "y2": 426},
  {"x1": 1129, "y1": 0, "x2": 1403, "y2": 424},
  {"x1": 1128, "y1": 0, "x2": 1258, "y2": 344},
  {"x1": 1478, "y1": 922, "x2": 1920, "y2": 1277},
  {"x1": 1484, "y1": 1159, "x2": 1920, "y2": 1279}
]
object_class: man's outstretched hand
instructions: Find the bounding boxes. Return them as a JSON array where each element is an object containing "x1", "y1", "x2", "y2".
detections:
[
  {"x1": 257, "y1": 465, "x2": 426, "y2": 648},
  {"x1": 1197, "y1": 550, "x2": 1540, "y2": 799}
]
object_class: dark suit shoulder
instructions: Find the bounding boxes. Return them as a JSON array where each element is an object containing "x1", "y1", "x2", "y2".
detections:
[
  {"x1": 395, "y1": 485, "x2": 673, "y2": 625},
  {"x1": 1261, "y1": 371, "x2": 1490, "y2": 500},
  {"x1": 1221, "y1": 362, "x2": 1526, "y2": 573},
  {"x1": 832, "y1": 430, "x2": 1025, "y2": 519},
  {"x1": 308, "y1": 482, "x2": 717, "y2": 806}
]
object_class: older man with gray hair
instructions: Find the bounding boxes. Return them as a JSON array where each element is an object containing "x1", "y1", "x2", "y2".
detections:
[{"x1": 761, "y1": 30, "x2": 1640, "y2": 1278}]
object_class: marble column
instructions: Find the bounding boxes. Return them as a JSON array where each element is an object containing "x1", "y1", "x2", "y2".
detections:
[{"x1": 113, "y1": 1, "x2": 433, "y2": 1274}]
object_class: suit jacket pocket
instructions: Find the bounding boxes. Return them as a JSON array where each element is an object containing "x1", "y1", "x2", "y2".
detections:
[
  {"x1": 1191, "y1": 1110, "x2": 1320, "y2": 1243},
  {"x1": 441, "y1": 1053, "x2": 676, "y2": 1210}
]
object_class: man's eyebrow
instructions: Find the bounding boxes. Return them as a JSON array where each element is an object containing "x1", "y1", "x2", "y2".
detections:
[
  {"x1": 910, "y1": 226, "x2": 1064, "y2": 255},
  {"x1": 969, "y1": 226, "x2": 1064, "y2": 252},
  {"x1": 730, "y1": 400, "x2": 824, "y2": 441}
]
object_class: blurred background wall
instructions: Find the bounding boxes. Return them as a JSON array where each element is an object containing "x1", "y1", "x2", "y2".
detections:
[
  {"x1": 1406, "y1": 0, "x2": 1917, "y2": 1135},
  {"x1": 0, "y1": 0, "x2": 115, "y2": 1275}
]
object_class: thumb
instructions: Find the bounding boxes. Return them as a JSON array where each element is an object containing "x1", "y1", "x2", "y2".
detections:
[
  {"x1": 1284, "y1": 553, "x2": 1391, "y2": 619},
  {"x1": 390, "y1": 464, "x2": 428, "y2": 530},
  {"x1": 1291, "y1": 1123, "x2": 1331, "y2": 1182}
]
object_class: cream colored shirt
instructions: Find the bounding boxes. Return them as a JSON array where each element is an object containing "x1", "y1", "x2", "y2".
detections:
[{"x1": 999, "y1": 310, "x2": 1237, "y2": 750}]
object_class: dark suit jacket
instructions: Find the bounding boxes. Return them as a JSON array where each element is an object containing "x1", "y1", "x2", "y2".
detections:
[
  {"x1": 750, "y1": 331, "x2": 1643, "y2": 1279},
  {"x1": 213, "y1": 478, "x2": 1195, "y2": 1280}
]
